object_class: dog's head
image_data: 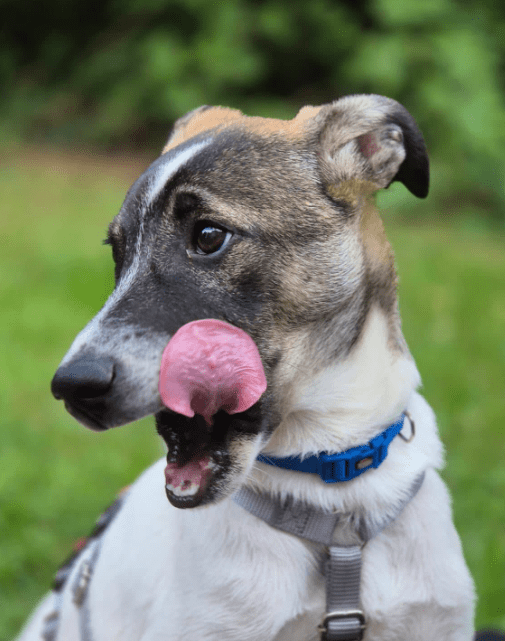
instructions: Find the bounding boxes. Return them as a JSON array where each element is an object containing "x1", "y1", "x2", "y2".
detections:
[{"x1": 51, "y1": 95, "x2": 428, "y2": 508}]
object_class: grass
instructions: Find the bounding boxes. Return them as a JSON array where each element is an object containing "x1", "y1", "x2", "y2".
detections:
[{"x1": 1, "y1": 148, "x2": 504, "y2": 639}]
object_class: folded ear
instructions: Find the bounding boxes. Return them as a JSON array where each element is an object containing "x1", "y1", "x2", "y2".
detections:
[{"x1": 314, "y1": 94, "x2": 429, "y2": 198}]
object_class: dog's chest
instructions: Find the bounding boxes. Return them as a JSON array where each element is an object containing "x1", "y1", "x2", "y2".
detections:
[
  {"x1": 171, "y1": 503, "x2": 327, "y2": 640},
  {"x1": 88, "y1": 460, "x2": 326, "y2": 641}
]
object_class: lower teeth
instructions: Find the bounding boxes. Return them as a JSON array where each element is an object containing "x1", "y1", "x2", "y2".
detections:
[{"x1": 166, "y1": 481, "x2": 199, "y2": 497}]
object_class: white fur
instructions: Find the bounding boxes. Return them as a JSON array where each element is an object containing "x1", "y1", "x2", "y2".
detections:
[{"x1": 16, "y1": 308, "x2": 475, "y2": 641}]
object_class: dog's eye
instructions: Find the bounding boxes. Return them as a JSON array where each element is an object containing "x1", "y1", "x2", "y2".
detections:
[{"x1": 193, "y1": 222, "x2": 231, "y2": 255}]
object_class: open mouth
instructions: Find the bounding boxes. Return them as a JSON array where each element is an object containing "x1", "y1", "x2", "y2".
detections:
[
  {"x1": 156, "y1": 402, "x2": 267, "y2": 507},
  {"x1": 155, "y1": 318, "x2": 268, "y2": 508},
  {"x1": 155, "y1": 409, "x2": 240, "y2": 508}
]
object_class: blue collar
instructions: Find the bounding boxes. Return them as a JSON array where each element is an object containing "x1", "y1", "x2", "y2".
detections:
[{"x1": 257, "y1": 414, "x2": 405, "y2": 483}]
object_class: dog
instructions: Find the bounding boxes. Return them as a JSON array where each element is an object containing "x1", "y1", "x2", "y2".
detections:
[{"x1": 16, "y1": 94, "x2": 475, "y2": 641}]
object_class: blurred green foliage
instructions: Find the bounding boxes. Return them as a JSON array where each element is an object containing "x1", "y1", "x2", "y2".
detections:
[{"x1": 1, "y1": 0, "x2": 504, "y2": 220}]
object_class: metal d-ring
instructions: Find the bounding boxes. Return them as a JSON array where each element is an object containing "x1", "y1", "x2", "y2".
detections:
[{"x1": 399, "y1": 411, "x2": 415, "y2": 443}]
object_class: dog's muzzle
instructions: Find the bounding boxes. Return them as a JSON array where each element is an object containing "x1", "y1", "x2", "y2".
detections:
[
  {"x1": 52, "y1": 320, "x2": 271, "y2": 508},
  {"x1": 51, "y1": 347, "x2": 164, "y2": 430}
]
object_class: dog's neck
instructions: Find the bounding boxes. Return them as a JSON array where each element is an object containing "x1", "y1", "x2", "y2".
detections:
[
  {"x1": 247, "y1": 308, "x2": 424, "y2": 514},
  {"x1": 264, "y1": 307, "x2": 420, "y2": 457}
]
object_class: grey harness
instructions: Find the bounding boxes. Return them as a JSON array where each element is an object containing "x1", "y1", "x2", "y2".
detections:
[
  {"x1": 233, "y1": 473, "x2": 425, "y2": 641},
  {"x1": 41, "y1": 435, "x2": 423, "y2": 641}
]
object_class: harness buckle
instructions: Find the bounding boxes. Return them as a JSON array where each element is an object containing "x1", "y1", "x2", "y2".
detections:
[
  {"x1": 317, "y1": 610, "x2": 366, "y2": 641},
  {"x1": 72, "y1": 559, "x2": 93, "y2": 606}
]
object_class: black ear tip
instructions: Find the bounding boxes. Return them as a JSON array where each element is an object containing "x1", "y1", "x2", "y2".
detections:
[
  {"x1": 388, "y1": 108, "x2": 430, "y2": 199},
  {"x1": 414, "y1": 176, "x2": 430, "y2": 199},
  {"x1": 395, "y1": 155, "x2": 430, "y2": 198}
]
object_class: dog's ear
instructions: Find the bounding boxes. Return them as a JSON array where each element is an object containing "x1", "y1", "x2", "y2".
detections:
[
  {"x1": 163, "y1": 105, "x2": 243, "y2": 154},
  {"x1": 314, "y1": 95, "x2": 429, "y2": 198}
]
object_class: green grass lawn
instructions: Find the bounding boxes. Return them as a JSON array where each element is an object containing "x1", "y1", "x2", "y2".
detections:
[{"x1": 1, "y1": 148, "x2": 504, "y2": 639}]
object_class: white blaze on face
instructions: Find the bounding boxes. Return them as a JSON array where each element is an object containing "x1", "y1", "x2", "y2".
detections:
[
  {"x1": 60, "y1": 138, "x2": 212, "y2": 366},
  {"x1": 146, "y1": 139, "x2": 212, "y2": 205}
]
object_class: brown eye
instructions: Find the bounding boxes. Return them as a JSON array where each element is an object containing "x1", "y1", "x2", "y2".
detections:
[{"x1": 194, "y1": 222, "x2": 231, "y2": 255}]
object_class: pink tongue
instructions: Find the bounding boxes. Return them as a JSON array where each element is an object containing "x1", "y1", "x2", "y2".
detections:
[
  {"x1": 158, "y1": 319, "x2": 267, "y2": 426},
  {"x1": 159, "y1": 320, "x2": 267, "y2": 496}
]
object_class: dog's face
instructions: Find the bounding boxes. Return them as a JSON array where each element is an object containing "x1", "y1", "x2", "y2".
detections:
[{"x1": 51, "y1": 95, "x2": 428, "y2": 508}]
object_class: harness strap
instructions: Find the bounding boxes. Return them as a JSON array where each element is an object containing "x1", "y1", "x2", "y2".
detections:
[
  {"x1": 72, "y1": 538, "x2": 103, "y2": 641},
  {"x1": 233, "y1": 472, "x2": 425, "y2": 641},
  {"x1": 322, "y1": 546, "x2": 364, "y2": 641}
]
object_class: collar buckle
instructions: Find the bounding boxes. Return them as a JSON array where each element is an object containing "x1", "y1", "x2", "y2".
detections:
[
  {"x1": 318, "y1": 443, "x2": 379, "y2": 482},
  {"x1": 316, "y1": 414, "x2": 406, "y2": 483},
  {"x1": 318, "y1": 610, "x2": 366, "y2": 641}
]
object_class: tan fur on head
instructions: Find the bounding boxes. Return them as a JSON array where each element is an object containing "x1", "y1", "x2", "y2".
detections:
[
  {"x1": 325, "y1": 179, "x2": 394, "y2": 280},
  {"x1": 163, "y1": 103, "x2": 325, "y2": 156},
  {"x1": 326, "y1": 179, "x2": 377, "y2": 208},
  {"x1": 163, "y1": 106, "x2": 244, "y2": 153},
  {"x1": 164, "y1": 94, "x2": 428, "y2": 198}
]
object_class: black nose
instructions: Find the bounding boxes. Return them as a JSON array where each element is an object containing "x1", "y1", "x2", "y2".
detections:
[{"x1": 51, "y1": 355, "x2": 115, "y2": 401}]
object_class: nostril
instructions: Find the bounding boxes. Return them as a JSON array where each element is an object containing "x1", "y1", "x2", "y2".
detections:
[{"x1": 51, "y1": 356, "x2": 115, "y2": 401}]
